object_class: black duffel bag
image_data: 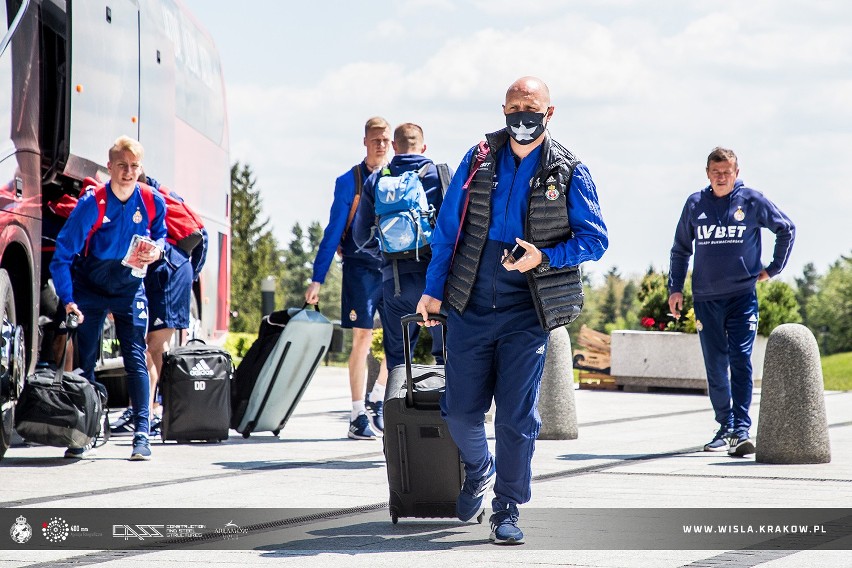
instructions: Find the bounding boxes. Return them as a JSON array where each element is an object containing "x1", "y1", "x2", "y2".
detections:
[{"x1": 15, "y1": 316, "x2": 107, "y2": 448}]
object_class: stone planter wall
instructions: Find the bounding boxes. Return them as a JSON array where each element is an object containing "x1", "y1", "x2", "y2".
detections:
[{"x1": 610, "y1": 330, "x2": 768, "y2": 391}]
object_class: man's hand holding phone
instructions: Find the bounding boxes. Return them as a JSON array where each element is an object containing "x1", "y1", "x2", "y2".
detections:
[{"x1": 502, "y1": 238, "x2": 542, "y2": 273}]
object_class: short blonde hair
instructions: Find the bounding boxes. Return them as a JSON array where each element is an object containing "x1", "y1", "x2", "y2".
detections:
[
  {"x1": 364, "y1": 116, "x2": 390, "y2": 135},
  {"x1": 109, "y1": 135, "x2": 144, "y2": 161}
]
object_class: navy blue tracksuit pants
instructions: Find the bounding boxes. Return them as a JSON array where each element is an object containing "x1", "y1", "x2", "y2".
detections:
[
  {"x1": 693, "y1": 290, "x2": 759, "y2": 432},
  {"x1": 76, "y1": 284, "x2": 151, "y2": 435},
  {"x1": 441, "y1": 301, "x2": 548, "y2": 506},
  {"x1": 381, "y1": 270, "x2": 444, "y2": 370}
]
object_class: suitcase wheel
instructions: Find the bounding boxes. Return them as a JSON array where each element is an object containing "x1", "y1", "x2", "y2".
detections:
[
  {"x1": 391, "y1": 511, "x2": 399, "y2": 525},
  {"x1": 243, "y1": 421, "x2": 256, "y2": 439},
  {"x1": 477, "y1": 511, "x2": 485, "y2": 524},
  {"x1": 272, "y1": 429, "x2": 280, "y2": 437}
]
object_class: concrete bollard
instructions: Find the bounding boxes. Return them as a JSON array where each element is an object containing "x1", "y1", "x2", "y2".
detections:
[
  {"x1": 756, "y1": 324, "x2": 830, "y2": 464},
  {"x1": 537, "y1": 326, "x2": 578, "y2": 440}
]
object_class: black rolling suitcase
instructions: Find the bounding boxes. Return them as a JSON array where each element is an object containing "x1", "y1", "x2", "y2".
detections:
[
  {"x1": 160, "y1": 339, "x2": 233, "y2": 442},
  {"x1": 383, "y1": 313, "x2": 479, "y2": 524}
]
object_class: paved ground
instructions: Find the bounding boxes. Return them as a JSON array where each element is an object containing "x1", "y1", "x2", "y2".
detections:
[{"x1": 1, "y1": 366, "x2": 850, "y2": 567}]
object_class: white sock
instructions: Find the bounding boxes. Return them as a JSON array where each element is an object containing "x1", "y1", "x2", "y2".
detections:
[
  {"x1": 351, "y1": 400, "x2": 366, "y2": 420},
  {"x1": 368, "y1": 383, "x2": 386, "y2": 403}
]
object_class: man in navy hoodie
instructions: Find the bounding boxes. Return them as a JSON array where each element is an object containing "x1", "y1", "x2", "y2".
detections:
[
  {"x1": 417, "y1": 77, "x2": 608, "y2": 544},
  {"x1": 352, "y1": 123, "x2": 449, "y2": 374},
  {"x1": 668, "y1": 147, "x2": 795, "y2": 457}
]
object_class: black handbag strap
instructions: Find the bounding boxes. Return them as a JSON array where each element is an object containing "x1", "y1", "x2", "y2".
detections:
[{"x1": 54, "y1": 313, "x2": 79, "y2": 385}]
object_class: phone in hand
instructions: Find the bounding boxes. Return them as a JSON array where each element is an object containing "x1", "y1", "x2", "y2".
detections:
[{"x1": 501, "y1": 243, "x2": 527, "y2": 265}]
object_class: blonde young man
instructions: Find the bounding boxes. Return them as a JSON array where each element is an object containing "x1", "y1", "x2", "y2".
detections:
[
  {"x1": 51, "y1": 136, "x2": 167, "y2": 460},
  {"x1": 305, "y1": 117, "x2": 391, "y2": 439}
]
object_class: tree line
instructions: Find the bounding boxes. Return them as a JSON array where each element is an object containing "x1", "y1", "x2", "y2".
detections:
[{"x1": 230, "y1": 162, "x2": 852, "y2": 356}]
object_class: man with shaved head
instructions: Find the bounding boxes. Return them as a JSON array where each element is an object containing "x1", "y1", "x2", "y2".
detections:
[{"x1": 417, "y1": 77, "x2": 608, "y2": 544}]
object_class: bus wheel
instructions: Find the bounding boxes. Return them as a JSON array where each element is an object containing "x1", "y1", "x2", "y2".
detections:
[{"x1": 0, "y1": 269, "x2": 26, "y2": 461}]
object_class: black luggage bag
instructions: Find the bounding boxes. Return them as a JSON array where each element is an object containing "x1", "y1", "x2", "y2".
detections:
[
  {"x1": 383, "y1": 313, "x2": 477, "y2": 524},
  {"x1": 160, "y1": 339, "x2": 233, "y2": 443},
  {"x1": 14, "y1": 317, "x2": 108, "y2": 449}
]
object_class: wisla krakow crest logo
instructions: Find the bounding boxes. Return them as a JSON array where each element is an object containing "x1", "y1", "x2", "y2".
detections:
[{"x1": 10, "y1": 516, "x2": 32, "y2": 544}]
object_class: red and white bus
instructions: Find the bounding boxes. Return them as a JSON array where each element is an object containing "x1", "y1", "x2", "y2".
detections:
[{"x1": 0, "y1": 0, "x2": 231, "y2": 458}]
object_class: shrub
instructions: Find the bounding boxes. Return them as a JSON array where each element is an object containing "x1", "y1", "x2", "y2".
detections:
[
  {"x1": 370, "y1": 327, "x2": 435, "y2": 364},
  {"x1": 756, "y1": 279, "x2": 802, "y2": 336},
  {"x1": 224, "y1": 332, "x2": 257, "y2": 366},
  {"x1": 807, "y1": 255, "x2": 852, "y2": 354},
  {"x1": 637, "y1": 269, "x2": 692, "y2": 331}
]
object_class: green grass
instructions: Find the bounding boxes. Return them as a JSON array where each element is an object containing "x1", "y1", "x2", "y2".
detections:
[{"x1": 822, "y1": 351, "x2": 852, "y2": 391}]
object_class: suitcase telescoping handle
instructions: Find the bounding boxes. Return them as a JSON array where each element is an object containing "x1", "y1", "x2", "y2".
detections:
[{"x1": 400, "y1": 313, "x2": 447, "y2": 408}]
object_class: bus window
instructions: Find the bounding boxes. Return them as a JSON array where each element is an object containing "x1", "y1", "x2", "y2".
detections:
[{"x1": 159, "y1": 0, "x2": 225, "y2": 145}]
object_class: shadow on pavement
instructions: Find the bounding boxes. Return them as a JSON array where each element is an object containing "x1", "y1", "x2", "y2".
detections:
[
  {"x1": 257, "y1": 520, "x2": 489, "y2": 555},
  {"x1": 0, "y1": 456, "x2": 78, "y2": 467}
]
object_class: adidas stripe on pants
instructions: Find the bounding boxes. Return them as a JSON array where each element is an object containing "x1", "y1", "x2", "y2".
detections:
[
  {"x1": 693, "y1": 289, "x2": 759, "y2": 432},
  {"x1": 75, "y1": 285, "x2": 150, "y2": 435}
]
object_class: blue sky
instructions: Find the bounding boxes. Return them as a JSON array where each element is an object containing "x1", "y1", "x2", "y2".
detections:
[{"x1": 183, "y1": 0, "x2": 852, "y2": 283}]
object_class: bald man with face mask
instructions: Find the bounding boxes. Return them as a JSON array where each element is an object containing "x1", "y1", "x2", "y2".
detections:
[{"x1": 417, "y1": 77, "x2": 609, "y2": 544}]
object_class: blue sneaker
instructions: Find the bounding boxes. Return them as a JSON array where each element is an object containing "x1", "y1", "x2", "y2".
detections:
[
  {"x1": 365, "y1": 398, "x2": 384, "y2": 433},
  {"x1": 130, "y1": 434, "x2": 152, "y2": 461},
  {"x1": 110, "y1": 408, "x2": 135, "y2": 436},
  {"x1": 456, "y1": 456, "x2": 496, "y2": 522},
  {"x1": 489, "y1": 502, "x2": 524, "y2": 545},
  {"x1": 64, "y1": 442, "x2": 96, "y2": 459},
  {"x1": 728, "y1": 429, "x2": 755, "y2": 457},
  {"x1": 704, "y1": 425, "x2": 732, "y2": 452},
  {"x1": 347, "y1": 413, "x2": 377, "y2": 440}
]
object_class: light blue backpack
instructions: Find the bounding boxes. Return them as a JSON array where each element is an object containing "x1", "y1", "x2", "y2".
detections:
[{"x1": 374, "y1": 164, "x2": 436, "y2": 261}]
